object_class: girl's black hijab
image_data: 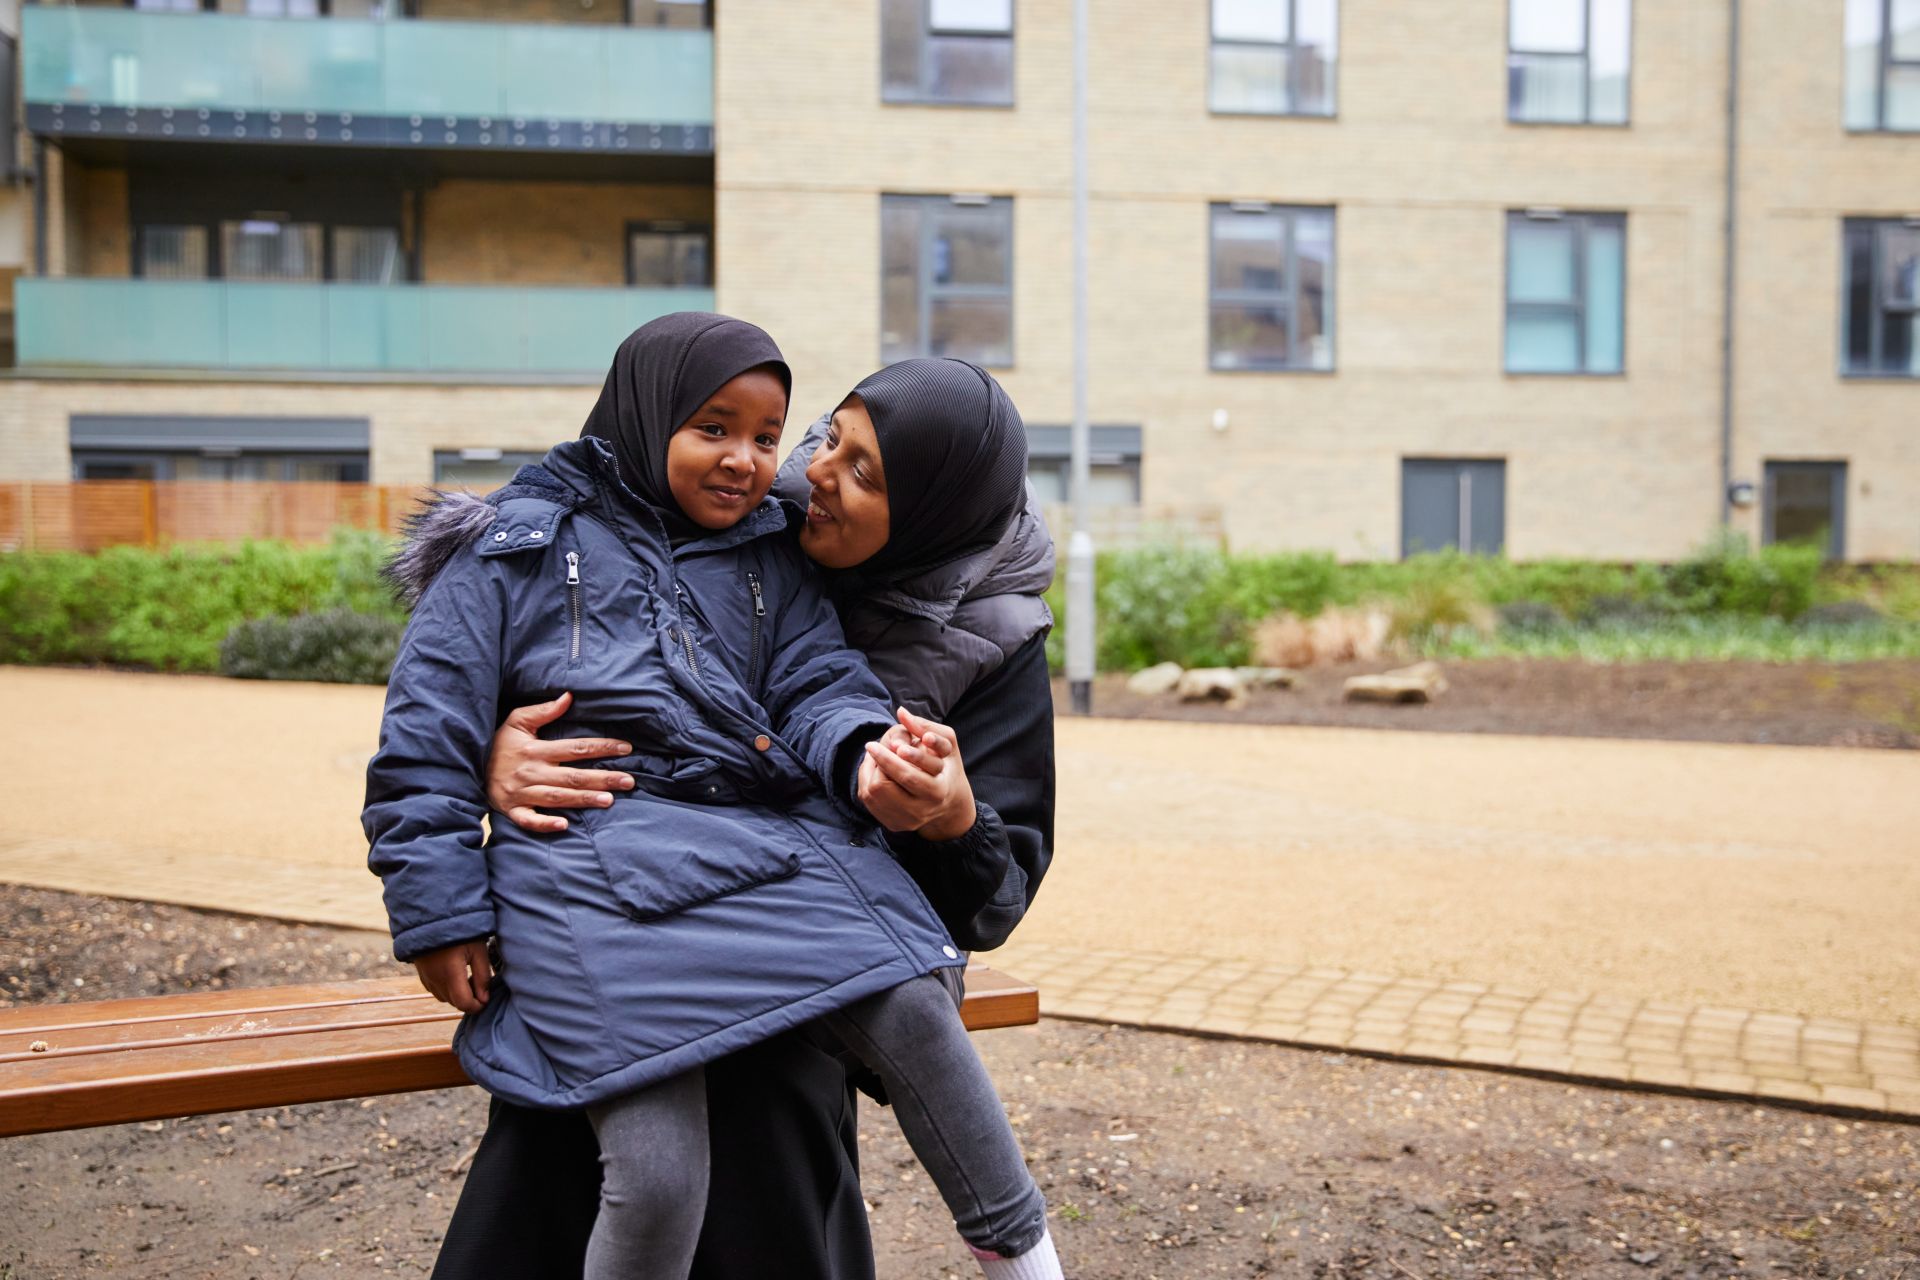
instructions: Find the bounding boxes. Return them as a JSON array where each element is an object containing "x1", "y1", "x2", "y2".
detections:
[
  {"x1": 845, "y1": 358, "x2": 1028, "y2": 583},
  {"x1": 580, "y1": 312, "x2": 791, "y2": 541}
]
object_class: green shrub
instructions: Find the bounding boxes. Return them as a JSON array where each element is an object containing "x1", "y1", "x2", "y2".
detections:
[
  {"x1": 220, "y1": 610, "x2": 404, "y2": 685},
  {"x1": 0, "y1": 534, "x2": 406, "y2": 673},
  {"x1": 1652, "y1": 531, "x2": 1822, "y2": 619}
]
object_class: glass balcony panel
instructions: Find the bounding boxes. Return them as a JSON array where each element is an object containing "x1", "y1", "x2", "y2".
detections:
[
  {"x1": 23, "y1": 8, "x2": 711, "y2": 126},
  {"x1": 17, "y1": 279, "x2": 716, "y2": 374}
]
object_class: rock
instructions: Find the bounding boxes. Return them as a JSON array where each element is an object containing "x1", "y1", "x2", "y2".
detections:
[
  {"x1": 1343, "y1": 661, "x2": 1449, "y2": 705},
  {"x1": 1124, "y1": 662, "x2": 1185, "y2": 697},
  {"x1": 1176, "y1": 667, "x2": 1248, "y2": 709},
  {"x1": 1233, "y1": 666, "x2": 1298, "y2": 691}
]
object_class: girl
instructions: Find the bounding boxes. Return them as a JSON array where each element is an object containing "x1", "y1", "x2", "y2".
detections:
[
  {"x1": 366, "y1": 315, "x2": 1061, "y2": 1279},
  {"x1": 432, "y1": 356, "x2": 1059, "y2": 1280}
]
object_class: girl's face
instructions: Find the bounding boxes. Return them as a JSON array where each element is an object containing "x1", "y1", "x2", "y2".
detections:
[
  {"x1": 799, "y1": 396, "x2": 891, "y2": 569},
  {"x1": 665, "y1": 367, "x2": 789, "y2": 530}
]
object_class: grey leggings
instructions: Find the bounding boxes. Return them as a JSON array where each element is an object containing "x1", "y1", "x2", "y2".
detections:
[{"x1": 583, "y1": 973, "x2": 1048, "y2": 1280}]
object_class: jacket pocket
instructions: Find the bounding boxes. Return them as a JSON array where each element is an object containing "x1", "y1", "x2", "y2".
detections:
[{"x1": 582, "y1": 806, "x2": 801, "y2": 921}]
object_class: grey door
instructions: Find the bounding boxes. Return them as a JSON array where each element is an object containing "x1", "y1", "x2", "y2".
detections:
[
  {"x1": 1763, "y1": 461, "x2": 1846, "y2": 561},
  {"x1": 1402, "y1": 459, "x2": 1506, "y2": 557}
]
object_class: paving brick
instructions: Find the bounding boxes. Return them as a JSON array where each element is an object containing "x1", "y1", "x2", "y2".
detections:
[
  {"x1": 1403, "y1": 1038, "x2": 1465, "y2": 1059},
  {"x1": 1691, "y1": 1071, "x2": 1760, "y2": 1095},
  {"x1": 1629, "y1": 1064, "x2": 1695, "y2": 1088},
  {"x1": 1820, "y1": 1084, "x2": 1889, "y2": 1110},
  {"x1": 1755, "y1": 1080, "x2": 1822, "y2": 1104}
]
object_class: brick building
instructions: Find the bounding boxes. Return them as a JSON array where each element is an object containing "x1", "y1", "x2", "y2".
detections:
[{"x1": 1, "y1": 0, "x2": 1916, "y2": 560}]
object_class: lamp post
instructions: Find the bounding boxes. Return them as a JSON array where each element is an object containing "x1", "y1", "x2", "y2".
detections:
[{"x1": 1065, "y1": 0, "x2": 1095, "y2": 716}]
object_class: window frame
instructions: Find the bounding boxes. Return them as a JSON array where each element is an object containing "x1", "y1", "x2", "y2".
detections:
[
  {"x1": 1502, "y1": 209, "x2": 1628, "y2": 377},
  {"x1": 623, "y1": 220, "x2": 714, "y2": 289},
  {"x1": 134, "y1": 216, "x2": 405, "y2": 283},
  {"x1": 1206, "y1": 0, "x2": 1340, "y2": 119},
  {"x1": 1850, "y1": 0, "x2": 1920, "y2": 132},
  {"x1": 880, "y1": 0, "x2": 1017, "y2": 108},
  {"x1": 1761, "y1": 460, "x2": 1848, "y2": 561},
  {"x1": 1840, "y1": 216, "x2": 1920, "y2": 378},
  {"x1": 1506, "y1": 0, "x2": 1633, "y2": 127},
  {"x1": 879, "y1": 193, "x2": 1016, "y2": 368},
  {"x1": 1400, "y1": 457, "x2": 1508, "y2": 559},
  {"x1": 1206, "y1": 201, "x2": 1337, "y2": 373}
]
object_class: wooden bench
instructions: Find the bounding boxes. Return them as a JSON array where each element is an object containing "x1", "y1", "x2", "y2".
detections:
[{"x1": 0, "y1": 965, "x2": 1038, "y2": 1139}]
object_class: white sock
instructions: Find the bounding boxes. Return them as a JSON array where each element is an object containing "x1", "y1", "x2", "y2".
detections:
[{"x1": 970, "y1": 1225, "x2": 1063, "y2": 1280}]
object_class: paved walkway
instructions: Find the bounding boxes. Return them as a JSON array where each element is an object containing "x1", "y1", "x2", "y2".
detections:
[
  {"x1": 2, "y1": 666, "x2": 1917, "y2": 1121},
  {"x1": 3, "y1": 832, "x2": 1916, "y2": 1123}
]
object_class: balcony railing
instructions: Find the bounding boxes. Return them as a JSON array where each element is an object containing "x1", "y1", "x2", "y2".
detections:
[
  {"x1": 21, "y1": 7, "x2": 712, "y2": 152},
  {"x1": 16, "y1": 278, "x2": 717, "y2": 375}
]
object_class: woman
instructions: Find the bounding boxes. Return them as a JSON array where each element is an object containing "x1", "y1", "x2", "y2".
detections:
[{"x1": 428, "y1": 357, "x2": 1058, "y2": 1280}]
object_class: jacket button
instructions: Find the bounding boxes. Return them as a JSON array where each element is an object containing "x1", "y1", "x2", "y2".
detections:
[
  {"x1": 942, "y1": 946, "x2": 960, "y2": 960},
  {"x1": 753, "y1": 734, "x2": 771, "y2": 752}
]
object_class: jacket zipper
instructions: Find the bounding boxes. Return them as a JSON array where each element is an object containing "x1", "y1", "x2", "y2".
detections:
[
  {"x1": 565, "y1": 551, "x2": 582, "y2": 664},
  {"x1": 746, "y1": 572, "x2": 765, "y2": 689},
  {"x1": 673, "y1": 582, "x2": 700, "y2": 675}
]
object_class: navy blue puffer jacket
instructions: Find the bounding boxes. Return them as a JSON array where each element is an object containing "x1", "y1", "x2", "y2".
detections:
[{"x1": 363, "y1": 436, "x2": 961, "y2": 1111}]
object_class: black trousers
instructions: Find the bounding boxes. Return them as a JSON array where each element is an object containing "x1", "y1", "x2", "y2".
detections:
[{"x1": 430, "y1": 1029, "x2": 876, "y2": 1280}]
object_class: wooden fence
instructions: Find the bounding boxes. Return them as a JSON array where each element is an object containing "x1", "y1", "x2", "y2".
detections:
[
  {"x1": 0, "y1": 482, "x2": 436, "y2": 552},
  {"x1": 0, "y1": 482, "x2": 1226, "y2": 554}
]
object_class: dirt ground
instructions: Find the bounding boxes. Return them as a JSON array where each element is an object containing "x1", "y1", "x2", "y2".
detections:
[
  {"x1": 1059, "y1": 659, "x2": 1920, "y2": 750},
  {"x1": 3, "y1": 887, "x2": 1917, "y2": 1280}
]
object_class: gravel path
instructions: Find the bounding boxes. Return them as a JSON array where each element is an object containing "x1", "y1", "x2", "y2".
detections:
[
  {"x1": 2, "y1": 666, "x2": 1916, "y2": 1026},
  {"x1": 4, "y1": 888, "x2": 1917, "y2": 1280}
]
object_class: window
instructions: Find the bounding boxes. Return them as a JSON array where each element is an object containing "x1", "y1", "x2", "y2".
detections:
[
  {"x1": 1764, "y1": 462, "x2": 1847, "y2": 561},
  {"x1": 221, "y1": 219, "x2": 324, "y2": 282},
  {"x1": 1209, "y1": 203, "x2": 1334, "y2": 371},
  {"x1": 72, "y1": 451, "x2": 369, "y2": 482},
  {"x1": 136, "y1": 218, "x2": 403, "y2": 282},
  {"x1": 1846, "y1": 0, "x2": 1920, "y2": 130},
  {"x1": 1209, "y1": 0, "x2": 1338, "y2": 116},
  {"x1": 137, "y1": 225, "x2": 210, "y2": 280},
  {"x1": 434, "y1": 449, "x2": 546, "y2": 492},
  {"x1": 1402, "y1": 459, "x2": 1506, "y2": 557},
  {"x1": 1025, "y1": 426, "x2": 1143, "y2": 507},
  {"x1": 628, "y1": 0, "x2": 710, "y2": 27},
  {"x1": 627, "y1": 222, "x2": 712, "y2": 288},
  {"x1": 1843, "y1": 218, "x2": 1919, "y2": 376},
  {"x1": 1505, "y1": 210, "x2": 1625, "y2": 374},
  {"x1": 881, "y1": 0, "x2": 1015, "y2": 106},
  {"x1": 332, "y1": 227, "x2": 402, "y2": 284},
  {"x1": 1508, "y1": 0, "x2": 1631, "y2": 125},
  {"x1": 880, "y1": 194, "x2": 1014, "y2": 366}
]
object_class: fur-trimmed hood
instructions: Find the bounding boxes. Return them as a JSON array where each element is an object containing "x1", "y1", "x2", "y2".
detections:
[{"x1": 384, "y1": 489, "x2": 504, "y2": 609}]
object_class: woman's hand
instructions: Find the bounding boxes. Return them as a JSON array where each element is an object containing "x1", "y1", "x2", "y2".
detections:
[
  {"x1": 487, "y1": 691, "x2": 635, "y2": 833},
  {"x1": 856, "y1": 707, "x2": 977, "y2": 841},
  {"x1": 413, "y1": 940, "x2": 493, "y2": 1013}
]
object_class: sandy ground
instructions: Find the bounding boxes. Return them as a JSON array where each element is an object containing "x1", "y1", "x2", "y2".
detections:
[
  {"x1": 1, "y1": 666, "x2": 1917, "y2": 1025},
  {"x1": 5, "y1": 888, "x2": 1917, "y2": 1280}
]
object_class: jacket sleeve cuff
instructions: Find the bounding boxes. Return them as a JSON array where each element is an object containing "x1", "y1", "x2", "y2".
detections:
[
  {"x1": 390, "y1": 909, "x2": 496, "y2": 964},
  {"x1": 892, "y1": 803, "x2": 1008, "y2": 894},
  {"x1": 826, "y1": 714, "x2": 897, "y2": 816}
]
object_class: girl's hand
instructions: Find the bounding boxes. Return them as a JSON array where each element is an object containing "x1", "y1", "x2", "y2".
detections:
[
  {"x1": 413, "y1": 940, "x2": 494, "y2": 1013},
  {"x1": 856, "y1": 708, "x2": 977, "y2": 841},
  {"x1": 487, "y1": 691, "x2": 636, "y2": 833}
]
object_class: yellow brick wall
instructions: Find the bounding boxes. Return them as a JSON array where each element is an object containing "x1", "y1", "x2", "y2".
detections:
[
  {"x1": 416, "y1": 0, "x2": 618, "y2": 24},
  {"x1": 422, "y1": 180, "x2": 712, "y2": 286},
  {"x1": 714, "y1": 0, "x2": 1748, "y2": 559},
  {"x1": 0, "y1": 378, "x2": 599, "y2": 484},
  {"x1": 1727, "y1": 0, "x2": 1920, "y2": 562}
]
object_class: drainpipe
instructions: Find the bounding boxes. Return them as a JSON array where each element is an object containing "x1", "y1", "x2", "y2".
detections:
[
  {"x1": 1717, "y1": 0, "x2": 1742, "y2": 526},
  {"x1": 31, "y1": 139, "x2": 47, "y2": 277}
]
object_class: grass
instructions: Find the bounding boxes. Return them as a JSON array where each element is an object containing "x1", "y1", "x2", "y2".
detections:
[{"x1": 1416, "y1": 616, "x2": 1920, "y2": 663}]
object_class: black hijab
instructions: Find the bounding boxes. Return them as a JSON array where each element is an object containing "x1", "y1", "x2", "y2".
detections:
[
  {"x1": 847, "y1": 358, "x2": 1028, "y2": 582},
  {"x1": 580, "y1": 312, "x2": 791, "y2": 540}
]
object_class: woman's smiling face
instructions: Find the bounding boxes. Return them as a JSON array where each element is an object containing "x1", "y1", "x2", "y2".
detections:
[{"x1": 799, "y1": 395, "x2": 891, "y2": 569}]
